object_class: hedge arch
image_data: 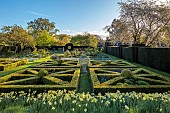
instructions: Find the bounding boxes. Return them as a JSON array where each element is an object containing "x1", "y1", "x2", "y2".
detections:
[{"x1": 65, "y1": 43, "x2": 74, "y2": 51}]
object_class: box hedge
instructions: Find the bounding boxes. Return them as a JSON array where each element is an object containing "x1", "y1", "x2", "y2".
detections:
[
  {"x1": 90, "y1": 67, "x2": 170, "y2": 94},
  {"x1": 0, "y1": 68, "x2": 80, "y2": 93},
  {"x1": 0, "y1": 59, "x2": 28, "y2": 71}
]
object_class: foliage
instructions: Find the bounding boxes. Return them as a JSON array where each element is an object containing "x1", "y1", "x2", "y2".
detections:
[
  {"x1": 104, "y1": 19, "x2": 131, "y2": 44},
  {"x1": 0, "y1": 24, "x2": 35, "y2": 47},
  {"x1": 50, "y1": 36, "x2": 64, "y2": 46},
  {"x1": 71, "y1": 33, "x2": 99, "y2": 48},
  {"x1": 0, "y1": 59, "x2": 28, "y2": 71},
  {"x1": 124, "y1": 79, "x2": 134, "y2": 85},
  {"x1": 106, "y1": 0, "x2": 170, "y2": 47},
  {"x1": 56, "y1": 34, "x2": 71, "y2": 45},
  {"x1": 27, "y1": 18, "x2": 59, "y2": 37},
  {"x1": 38, "y1": 69, "x2": 48, "y2": 77},
  {"x1": 48, "y1": 34, "x2": 71, "y2": 46},
  {"x1": 136, "y1": 80, "x2": 150, "y2": 85},
  {"x1": 121, "y1": 69, "x2": 133, "y2": 78},
  {"x1": 34, "y1": 30, "x2": 52, "y2": 46},
  {"x1": 64, "y1": 50, "x2": 71, "y2": 57},
  {"x1": 51, "y1": 54, "x2": 64, "y2": 65},
  {"x1": 106, "y1": 60, "x2": 112, "y2": 64}
]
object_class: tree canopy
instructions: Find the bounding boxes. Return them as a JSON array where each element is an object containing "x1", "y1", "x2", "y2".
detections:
[
  {"x1": 56, "y1": 34, "x2": 71, "y2": 45},
  {"x1": 34, "y1": 30, "x2": 52, "y2": 47},
  {"x1": 27, "y1": 18, "x2": 59, "y2": 37},
  {"x1": 0, "y1": 24, "x2": 35, "y2": 47},
  {"x1": 105, "y1": 0, "x2": 170, "y2": 47},
  {"x1": 71, "y1": 33, "x2": 99, "y2": 48}
]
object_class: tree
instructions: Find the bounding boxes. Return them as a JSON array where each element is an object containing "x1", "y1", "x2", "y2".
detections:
[
  {"x1": 118, "y1": 0, "x2": 170, "y2": 46},
  {"x1": 34, "y1": 30, "x2": 52, "y2": 47},
  {"x1": 50, "y1": 37, "x2": 64, "y2": 46},
  {"x1": 27, "y1": 18, "x2": 59, "y2": 37},
  {"x1": 157, "y1": 24, "x2": 170, "y2": 47},
  {"x1": 104, "y1": 19, "x2": 131, "y2": 44},
  {"x1": 57, "y1": 34, "x2": 71, "y2": 45},
  {"x1": 0, "y1": 24, "x2": 35, "y2": 47},
  {"x1": 71, "y1": 33, "x2": 99, "y2": 48}
]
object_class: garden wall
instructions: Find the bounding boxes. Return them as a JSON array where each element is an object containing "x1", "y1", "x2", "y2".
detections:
[{"x1": 105, "y1": 46, "x2": 170, "y2": 74}]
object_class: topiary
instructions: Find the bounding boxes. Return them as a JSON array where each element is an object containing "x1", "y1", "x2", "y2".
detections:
[
  {"x1": 64, "y1": 50, "x2": 71, "y2": 57},
  {"x1": 106, "y1": 60, "x2": 112, "y2": 65},
  {"x1": 136, "y1": 80, "x2": 150, "y2": 85},
  {"x1": 38, "y1": 69, "x2": 48, "y2": 77},
  {"x1": 70, "y1": 51, "x2": 74, "y2": 56},
  {"x1": 120, "y1": 69, "x2": 133, "y2": 78}
]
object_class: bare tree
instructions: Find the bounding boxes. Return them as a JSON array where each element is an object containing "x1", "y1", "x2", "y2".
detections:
[
  {"x1": 118, "y1": 0, "x2": 170, "y2": 46},
  {"x1": 104, "y1": 19, "x2": 131, "y2": 44}
]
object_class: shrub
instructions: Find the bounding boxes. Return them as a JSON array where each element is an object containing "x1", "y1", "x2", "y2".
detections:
[
  {"x1": 0, "y1": 59, "x2": 28, "y2": 71},
  {"x1": 136, "y1": 80, "x2": 150, "y2": 85},
  {"x1": 71, "y1": 51, "x2": 76, "y2": 56},
  {"x1": 120, "y1": 69, "x2": 133, "y2": 78},
  {"x1": 38, "y1": 69, "x2": 48, "y2": 77},
  {"x1": 106, "y1": 60, "x2": 112, "y2": 65},
  {"x1": 124, "y1": 79, "x2": 134, "y2": 85},
  {"x1": 64, "y1": 50, "x2": 71, "y2": 57}
]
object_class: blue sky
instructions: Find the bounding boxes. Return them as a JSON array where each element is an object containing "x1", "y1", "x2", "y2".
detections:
[{"x1": 0, "y1": 0, "x2": 122, "y2": 37}]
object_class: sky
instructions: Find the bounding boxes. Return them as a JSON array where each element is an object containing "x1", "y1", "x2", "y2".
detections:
[{"x1": 0, "y1": 0, "x2": 122, "y2": 38}]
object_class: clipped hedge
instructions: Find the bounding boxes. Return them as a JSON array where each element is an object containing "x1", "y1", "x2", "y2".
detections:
[
  {"x1": 89, "y1": 60, "x2": 137, "y2": 68},
  {"x1": 0, "y1": 85, "x2": 76, "y2": 93},
  {"x1": 31, "y1": 60, "x2": 80, "y2": 68},
  {"x1": 138, "y1": 47, "x2": 170, "y2": 74},
  {"x1": 0, "y1": 59, "x2": 28, "y2": 71},
  {"x1": 0, "y1": 68, "x2": 80, "y2": 93},
  {"x1": 90, "y1": 67, "x2": 170, "y2": 94},
  {"x1": 94, "y1": 85, "x2": 170, "y2": 94}
]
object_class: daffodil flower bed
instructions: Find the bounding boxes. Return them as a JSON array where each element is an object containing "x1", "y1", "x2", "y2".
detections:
[{"x1": 0, "y1": 90, "x2": 170, "y2": 113}]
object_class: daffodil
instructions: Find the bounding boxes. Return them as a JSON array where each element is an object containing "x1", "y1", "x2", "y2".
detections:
[
  {"x1": 84, "y1": 108, "x2": 87, "y2": 112},
  {"x1": 125, "y1": 105, "x2": 129, "y2": 110},
  {"x1": 105, "y1": 100, "x2": 110, "y2": 106},
  {"x1": 52, "y1": 106, "x2": 55, "y2": 110}
]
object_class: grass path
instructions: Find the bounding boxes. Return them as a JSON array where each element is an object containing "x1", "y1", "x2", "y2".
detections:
[
  {"x1": 77, "y1": 66, "x2": 93, "y2": 93},
  {"x1": 0, "y1": 56, "x2": 51, "y2": 77}
]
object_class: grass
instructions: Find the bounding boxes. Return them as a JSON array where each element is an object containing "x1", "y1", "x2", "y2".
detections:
[
  {"x1": 102, "y1": 52, "x2": 170, "y2": 78},
  {"x1": 0, "y1": 56, "x2": 51, "y2": 77},
  {"x1": 77, "y1": 66, "x2": 93, "y2": 93}
]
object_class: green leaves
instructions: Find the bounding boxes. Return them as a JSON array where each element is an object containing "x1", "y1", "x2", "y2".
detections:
[
  {"x1": 35, "y1": 30, "x2": 52, "y2": 46},
  {"x1": 0, "y1": 25, "x2": 35, "y2": 47},
  {"x1": 27, "y1": 18, "x2": 59, "y2": 36},
  {"x1": 71, "y1": 33, "x2": 99, "y2": 48}
]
